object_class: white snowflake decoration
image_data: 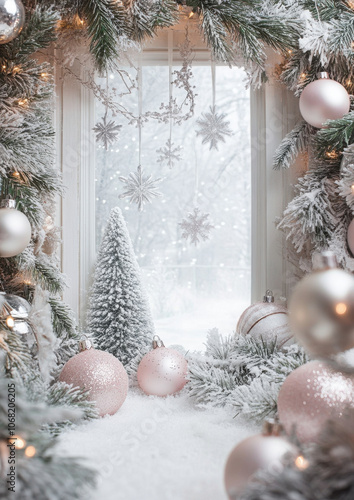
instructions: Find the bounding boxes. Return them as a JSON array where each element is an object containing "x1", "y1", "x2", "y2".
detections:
[
  {"x1": 179, "y1": 207, "x2": 214, "y2": 246},
  {"x1": 196, "y1": 105, "x2": 233, "y2": 151},
  {"x1": 93, "y1": 115, "x2": 122, "y2": 150},
  {"x1": 119, "y1": 165, "x2": 162, "y2": 211},
  {"x1": 157, "y1": 139, "x2": 183, "y2": 169}
]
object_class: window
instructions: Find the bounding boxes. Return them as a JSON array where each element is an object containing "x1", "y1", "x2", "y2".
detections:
[{"x1": 94, "y1": 41, "x2": 251, "y2": 350}]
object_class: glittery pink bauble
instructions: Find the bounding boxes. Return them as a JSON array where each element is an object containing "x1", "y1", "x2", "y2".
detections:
[
  {"x1": 299, "y1": 77, "x2": 350, "y2": 128},
  {"x1": 137, "y1": 346, "x2": 188, "y2": 396},
  {"x1": 59, "y1": 348, "x2": 128, "y2": 417},
  {"x1": 278, "y1": 360, "x2": 354, "y2": 443},
  {"x1": 224, "y1": 434, "x2": 297, "y2": 500}
]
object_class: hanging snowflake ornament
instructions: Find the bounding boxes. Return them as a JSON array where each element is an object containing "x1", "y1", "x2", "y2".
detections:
[
  {"x1": 119, "y1": 165, "x2": 162, "y2": 211},
  {"x1": 93, "y1": 115, "x2": 122, "y2": 150},
  {"x1": 196, "y1": 105, "x2": 233, "y2": 151},
  {"x1": 179, "y1": 207, "x2": 214, "y2": 246},
  {"x1": 157, "y1": 139, "x2": 183, "y2": 169}
]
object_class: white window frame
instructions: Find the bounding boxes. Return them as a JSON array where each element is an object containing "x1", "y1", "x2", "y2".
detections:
[{"x1": 54, "y1": 43, "x2": 301, "y2": 324}]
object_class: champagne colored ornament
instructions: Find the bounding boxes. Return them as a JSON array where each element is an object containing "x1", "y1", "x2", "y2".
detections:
[
  {"x1": 224, "y1": 420, "x2": 298, "y2": 500},
  {"x1": 347, "y1": 219, "x2": 354, "y2": 256},
  {"x1": 289, "y1": 252, "x2": 354, "y2": 359},
  {"x1": 278, "y1": 360, "x2": 354, "y2": 443},
  {"x1": 0, "y1": 198, "x2": 31, "y2": 257},
  {"x1": 0, "y1": 0, "x2": 25, "y2": 44},
  {"x1": 137, "y1": 335, "x2": 188, "y2": 396},
  {"x1": 59, "y1": 337, "x2": 128, "y2": 417},
  {"x1": 0, "y1": 292, "x2": 31, "y2": 335},
  {"x1": 299, "y1": 72, "x2": 350, "y2": 129},
  {"x1": 236, "y1": 290, "x2": 292, "y2": 347}
]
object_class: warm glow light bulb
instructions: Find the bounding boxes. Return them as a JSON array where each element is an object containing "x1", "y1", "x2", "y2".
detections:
[
  {"x1": 13, "y1": 436, "x2": 26, "y2": 449},
  {"x1": 335, "y1": 302, "x2": 347, "y2": 315},
  {"x1": 6, "y1": 316, "x2": 15, "y2": 328},
  {"x1": 295, "y1": 455, "x2": 309, "y2": 470},
  {"x1": 24, "y1": 445, "x2": 36, "y2": 458}
]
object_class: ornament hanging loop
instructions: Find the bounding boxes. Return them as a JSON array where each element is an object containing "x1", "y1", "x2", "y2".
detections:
[
  {"x1": 0, "y1": 196, "x2": 15, "y2": 209},
  {"x1": 262, "y1": 418, "x2": 282, "y2": 437},
  {"x1": 263, "y1": 290, "x2": 274, "y2": 303},
  {"x1": 313, "y1": 250, "x2": 338, "y2": 271},
  {"x1": 152, "y1": 335, "x2": 165, "y2": 349},
  {"x1": 79, "y1": 334, "x2": 93, "y2": 352}
]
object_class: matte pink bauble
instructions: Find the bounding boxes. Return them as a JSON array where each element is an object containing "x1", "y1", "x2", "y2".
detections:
[
  {"x1": 299, "y1": 73, "x2": 350, "y2": 128},
  {"x1": 224, "y1": 425, "x2": 297, "y2": 500},
  {"x1": 59, "y1": 340, "x2": 128, "y2": 417},
  {"x1": 237, "y1": 290, "x2": 292, "y2": 347},
  {"x1": 137, "y1": 336, "x2": 188, "y2": 396},
  {"x1": 278, "y1": 360, "x2": 354, "y2": 443},
  {"x1": 347, "y1": 219, "x2": 354, "y2": 256}
]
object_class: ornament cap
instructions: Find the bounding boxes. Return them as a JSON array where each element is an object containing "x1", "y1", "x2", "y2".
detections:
[
  {"x1": 152, "y1": 335, "x2": 165, "y2": 349},
  {"x1": 79, "y1": 335, "x2": 93, "y2": 352},
  {"x1": 318, "y1": 71, "x2": 329, "y2": 80},
  {"x1": 0, "y1": 196, "x2": 15, "y2": 209},
  {"x1": 313, "y1": 251, "x2": 338, "y2": 271},
  {"x1": 263, "y1": 290, "x2": 275, "y2": 303},
  {"x1": 262, "y1": 418, "x2": 282, "y2": 437}
]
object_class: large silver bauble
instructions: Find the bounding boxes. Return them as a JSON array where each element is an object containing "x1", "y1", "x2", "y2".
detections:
[
  {"x1": 299, "y1": 74, "x2": 350, "y2": 129},
  {"x1": 289, "y1": 268, "x2": 354, "y2": 358},
  {"x1": 0, "y1": 292, "x2": 31, "y2": 335},
  {"x1": 224, "y1": 433, "x2": 297, "y2": 499},
  {"x1": 0, "y1": 0, "x2": 25, "y2": 44},
  {"x1": 0, "y1": 207, "x2": 31, "y2": 257}
]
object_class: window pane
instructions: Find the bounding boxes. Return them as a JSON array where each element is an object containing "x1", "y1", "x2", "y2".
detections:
[{"x1": 95, "y1": 64, "x2": 251, "y2": 350}]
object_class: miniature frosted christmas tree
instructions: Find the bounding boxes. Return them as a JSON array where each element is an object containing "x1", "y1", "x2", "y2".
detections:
[{"x1": 88, "y1": 207, "x2": 154, "y2": 365}]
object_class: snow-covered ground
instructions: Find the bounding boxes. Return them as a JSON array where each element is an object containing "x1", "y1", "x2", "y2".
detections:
[{"x1": 57, "y1": 391, "x2": 257, "y2": 500}]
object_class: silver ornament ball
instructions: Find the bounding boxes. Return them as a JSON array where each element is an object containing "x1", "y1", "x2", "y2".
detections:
[
  {"x1": 0, "y1": 292, "x2": 31, "y2": 335},
  {"x1": 347, "y1": 219, "x2": 354, "y2": 256},
  {"x1": 0, "y1": 204, "x2": 31, "y2": 257},
  {"x1": 289, "y1": 267, "x2": 354, "y2": 358},
  {"x1": 299, "y1": 73, "x2": 350, "y2": 129},
  {"x1": 224, "y1": 427, "x2": 297, "y2": 499},
  {"x1": 0, "y1": 0, "x2": 25, "y2": 44}
]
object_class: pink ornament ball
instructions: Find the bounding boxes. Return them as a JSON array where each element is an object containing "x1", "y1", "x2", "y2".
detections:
[
  {"x1": 137, "y1": 346, "x2": 188, "y2": 397},
  {"x1": 347, "y1": 219, "x2": 354, "y2": 256},
  {"x1": 224, "y1": 433, "x2": 297, "y2": 499},
  {"x1": 299, "y1": 75, "x2": 350, "y2": 129},
  {"x1": 278, "y1": 360, "x2": 354, "y2": 443},
  {"x1": 59, "y1": 348, "x2": 128, "y2": 417}
]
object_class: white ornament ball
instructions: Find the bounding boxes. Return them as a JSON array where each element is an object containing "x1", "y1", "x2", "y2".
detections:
[
  {"x1": 299, "y1": 74, "x2": 350, "y2": 129},
  {"x1": 0, "y1": 206, "x2": 31, "y2": 257},
  {"x1": 0, "y1": 0, "x2": 25, "y2": 44},
  {"x1": 237, "y1": 290, "x2": 292, "y2": 347},
  {"x1": 347, "y1": 219, "x2": 354, "y2": 256},
  {"x1": 289, "y1": 267, "x2": 354, "y2": 358}
]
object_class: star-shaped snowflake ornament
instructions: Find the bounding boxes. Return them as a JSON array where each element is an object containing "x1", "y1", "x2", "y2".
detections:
[
  {"x1": 157, "y1": 139, "x2": 183, "y2": 169},
  {"x1": 179, "y1": 207, "x2": 214, "y2": 246},
  {"x1": 119, "y1": 165, "x2": 162, "y2": 211},
  {"x1": 93, "y1": 115, "x2": 122, "y2": 150},
  {"x1": 196, "y1": 105, "x2": 233, "y2": 151}
]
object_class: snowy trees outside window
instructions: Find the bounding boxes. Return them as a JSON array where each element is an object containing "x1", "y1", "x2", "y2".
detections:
[{"x1": 94, "y1": 58, "x2": 251, "y2": 350}]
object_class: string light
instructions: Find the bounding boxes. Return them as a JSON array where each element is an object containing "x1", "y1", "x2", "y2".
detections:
[
  {"x1": 335, "y1": 302, "x2": 347, "y2": 315},
  {"x1": 351, "y1": 184, "x2": 354, "y2": 193},
  {"x1": 6, "y1": 316, "x2": 15, "y2": 329},
  {"x1": 325, "y1": 150, "x2": 338, "y2": 159},
  {"x1": 288, "y1": 49, "x2": 293, "y2": 55},
  {"x1": 300, "y1": 73, "x2": 307, "y2": 79},
  {"x1": 24, "y1": 445, "x2": 36, "y2": 458},
  {"x1": 12, "y1": 171, "x2": 20, "y2": 179},
  {"x1": 41, "y1": 72, "x2": 49, "y2": 81},
  {"x1": 295, "y1": 455, "x2": 309, "y2": 470},
  {"x1": 18, "y1": 98, "x2": 28, "y2": 107},
  {"x1": 188, "y1": 11, "x2": 194, "y2": 18},
  {"x1": 12, "y1": 436, "x2": 26, "y2": 449}
]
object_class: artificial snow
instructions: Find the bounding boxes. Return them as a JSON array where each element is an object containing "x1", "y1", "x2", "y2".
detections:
[{"x1": 57, "y1": 390, "x2": 257, "y2": 500}]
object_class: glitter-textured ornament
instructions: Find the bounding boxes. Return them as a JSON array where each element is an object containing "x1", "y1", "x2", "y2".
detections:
[
  {"x1": 237, "y1": 290, "x2": 292, "y2": 347},
  {"x1": 0, "y1": 292, "x2": 31, "y2": 335},
  {"x1": 119, "y1": 165, "x2": 162, "y2": 211},
  {"x1": 278, "y1": 360, "x2": 354, "y2": 443},
  {"x1": 347, "y1": 219, "x2": 354, "y2": 256},
  {"x1": 179, "y1": 207, "x2": 214, "y2": 246},
  {"x1": 156, "y1": 139, "x2": 183, "y2": 169},
  {"x1": 224, "y1": 420, "x2": 297, "y2": 500},
  {"x1": 0, "y1": 0, "x2": 25, "y2": 44},
  {"x1": 59, "y1": 338, "x2": 128, "y2": 417},
  {"x1": 289, "y1": 252, "x2": 354, "y2": 359},
  {"x1": 299, "y1": 72, "x2": 350, "y2": 129},
  {"x1": 0, "y1": 198, "x2": 31, "y2": 257},
  {"x1": 196, "y1": 105, "x2": 233, "y2": 150},
  {"x1": 93, "y1": 114, "x2": 122, "y2": 150},
  {"x1": 137, "y1": 336, "x2": 188, "y2": 396}
]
